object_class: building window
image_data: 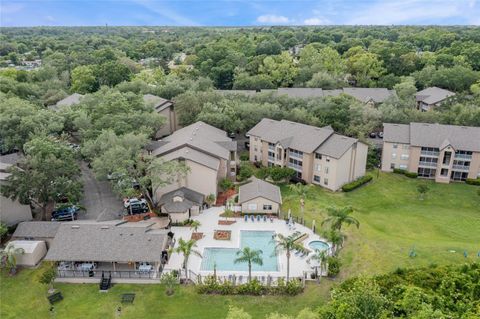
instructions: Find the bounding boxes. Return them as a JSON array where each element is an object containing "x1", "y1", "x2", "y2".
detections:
[
  {"x1": 402, "y1": 145, "x2": 410, "y2": 150},
  {"x1": 315, "y1": 153, "x2": 322, "y2": 160},
  {"x1": 315, "y1": 164, "x2": 321, "y2": 172},
  {"x1": 325, "y1": 167, "x2": 329, "y2": 174},
  {"x1": 313, "y1": 175, "x2": 320, "y2": 183},
  {"x1": 440, "y1": 168, "x2": 448, "y2": 176},
  {"x1": 263, "y1": 205, "x2": 272, "y2": 210},
  {"x1": 418, "y1": 167, "x2": 436, "y2": 178},
  {"x1": 324, "y1": 178, "x2": 328, "y2": 185},
  {"x1": 289, "y1": 149, "x2": 303, "y2": 159},
  {"x1": 247, "y1": 203, "x2": 257, "y2": 210},
  {"x1": 393, "y1": 144, "x2": 398, "y2": 149},
  {"x1": 400, "y1": 154, "x2": 409, "y2": 160},
  {"x1": 392, "y1": 153, "x2": 397, "y2": 159},
  {"x1": 390, "y1": 163, "x2": 395, "y2": 169},
  {"x1": 399, "y1": 164, "x2": 407, "y2": 170},
  {"x1": 254, "y1": 147, "x2": 257, "y2": 152},
  {"x1": 326, "y1": 157, "x2": 330, "y2": 162}
]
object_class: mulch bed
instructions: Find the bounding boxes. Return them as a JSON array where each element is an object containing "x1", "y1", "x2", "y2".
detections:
[
  {"x1": 218, "y1": 220, "x2": 236, "y2": 225},
  {"x1": 191, "y1": 232, "x2": 204, "y2": 240},
  {"x1": 215, "y1": 188, "x2": 237, "y2": 206},
  {"x1": 123, "y1": 212, "x2": 156, "y2": 222},
  {"x1": 214, "y1": 230, "x2": 231, "y2": 240}
]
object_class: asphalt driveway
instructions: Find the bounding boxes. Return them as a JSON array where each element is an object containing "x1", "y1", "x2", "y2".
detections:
[{"x1": 79, "y1": 161, "x2": 123, "y2": 220}]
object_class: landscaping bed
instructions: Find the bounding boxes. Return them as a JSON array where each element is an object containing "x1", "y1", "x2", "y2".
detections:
[
  {"x1": 218, "y1": 220, "x2": 236, "y2": 225},
  {"x1": 191, "y1": 232, "x2": 204, "y2": 241},
  {"x1": 213, "y1": 230, "x2": 231, "y2": 240}
]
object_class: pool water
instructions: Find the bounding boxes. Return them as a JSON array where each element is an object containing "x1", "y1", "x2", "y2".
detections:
[
  {"x1": 308, "y1": 240, "x2": 329, "y2": 251},
  {"x1": 201, "y1": 231, "x2": 278, "y2": 272}
]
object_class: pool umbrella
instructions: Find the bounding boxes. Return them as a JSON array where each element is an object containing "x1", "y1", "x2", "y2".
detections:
[
  {"x1": 288, "y1": 209, "x2": 291, "y2": 219},
  {"x1": 312, "y1": 220, "x2": 316, "y2": 231},
  {"x1": 213, "y1": 261, "x2": 217, "y2": 281}
]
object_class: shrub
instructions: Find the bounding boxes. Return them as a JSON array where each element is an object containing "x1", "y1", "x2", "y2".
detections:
[
  {"x1": 405, "y1": 171, "x2": 418, "y2": 178},
  {"x1": 466, "y1": 178, "x2": 480, "y2": 186},
  {"x1": 239, "y1": 152, "x2": 250, "y2": 161},
  {"x1": 284, "y1": 279, "x2": 304, "y2": 295},
  {"x1": 255, "y1": 167, "x2": 269, "y2": 180},
  {"x1": 237, "y1": 162, "x2": 254, "y2": 182},
  {"x1": 269, "y1": 167, "x2": 295, "y2": 182},
  {"x1": 327, "y1": 256, "x2": 341, "y2": 277},
  {"x1": 236, "y1": 279, "x2": 265, "y2": 295},
  {"x1": 219, "y1": 178, "x2": 234, "y2": 191},
  {"x1": 342, "y1": 175, "x2": 373, "y2": 192},
  {"x1": 393, "y1": 168, "x2": 407, "y2": 174}
]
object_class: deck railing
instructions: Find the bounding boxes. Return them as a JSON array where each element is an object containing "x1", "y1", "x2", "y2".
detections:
[{"x1": 57, "y1": 269, "x2": 160, "y2": 279}]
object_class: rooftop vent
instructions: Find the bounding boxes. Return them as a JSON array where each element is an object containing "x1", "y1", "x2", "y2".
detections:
[
  {"x1": 71, "y1": 225, "x2": 80, "y2": 229},
  {"x1": 101, "y1": 226, "x2": 109, "y2": 230}
]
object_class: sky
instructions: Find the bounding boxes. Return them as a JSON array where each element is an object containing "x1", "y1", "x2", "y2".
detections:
[{"x1": 1, "y1": 0, "x2": 479, "y2": 27}]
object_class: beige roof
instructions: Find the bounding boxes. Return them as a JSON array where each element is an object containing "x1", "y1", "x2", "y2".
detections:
[
  {"x1": 0, "y1": 162, "x2": 12, "y2": 181},
  {"x1": 315, "y1": 134, "x2": 359, "y2": 159},
  {"x1": 56, "y1": 93, "x2": 83, "y2": 107},
  {"x1": 238, "y1": 178, "x2": 282, "y2": 204},
  {"x1": 151, "y1": 121, "x2": 235, "y2": 161},
  {"x1": 13, "y1": 221, "x2": 61, "y2": 238},
  {"x1": 383, "y1": 123, "x2": 410, "y2": 144},
  {"x1": 383, "y1": 122, "x2": 480, "y2": 152},
  {"x1": 161, "y1": 147, "x2": 220, "y2": 170},
  {"x1": 45, "y1": 222, "x2": 168, "y2": 263},
  {"x1": 248, "y1": 119, "x2": 334, "y2": 153},
  {"x1": 342, "y1": 88, "x2": 395, "y2": 103},
  {"x1": 143, "y1": 94, "x2": 173, "y2": 112},
  {"x1": 415, "y1": 87, "x2": 455, "y2": 105}
]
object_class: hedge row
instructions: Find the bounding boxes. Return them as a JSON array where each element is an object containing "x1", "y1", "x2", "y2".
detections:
[
  {"x1": 342, "y1": 175, "x2": 373, "y2": 192},
  {"x1": 196, "y1": 277, "x2": 304, "y2": 296},
  {"x1": 393, "y1": 168, "x2": 418, "y2": 178},
  {"x1": 466, "y1": 178, "x2": 480, "y2": 185}
]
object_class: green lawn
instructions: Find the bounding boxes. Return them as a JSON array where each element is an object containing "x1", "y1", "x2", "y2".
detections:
[
  {"x1": 0, "y1": 265, "x2": 332, "y2": 319},
  {"x1": 281, "y1": 172, "x2": 480, "y2": 277},
  {"x1": 1, "y1": 172, "x2": 478, "y2": 319}
]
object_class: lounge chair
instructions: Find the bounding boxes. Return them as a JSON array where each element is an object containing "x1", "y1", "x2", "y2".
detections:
[
  {"x1": 270, "y1": 217, "x2": 274, "y2": 222},
  {"x1": 250, "y1": 215, "x2": 254, "y2": 222},
  {"x1": 256, "y1": 215, "x2": 260, "y2": 221},
  {"x1": 244, "y1": 215, "x2": 248, "y2": 222},
  {"x1": 238, "y1": 275, "x2": 243, "y2": 283},
  {"x1": 263, "y1": 216, "x2": 267, "y2": 222}
]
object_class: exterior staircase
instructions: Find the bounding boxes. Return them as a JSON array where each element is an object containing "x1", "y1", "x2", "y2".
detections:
[{"x1": 99, "y1": 272, "x2": 112, "y2": 292}]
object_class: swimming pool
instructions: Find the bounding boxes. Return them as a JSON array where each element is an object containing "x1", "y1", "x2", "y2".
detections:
[
  {"x1": 201, "y1": 230, "x2": 278, "y2": 272},
  {"x1": 308, "y1": 240, "x2": 329, "y2": 251}
]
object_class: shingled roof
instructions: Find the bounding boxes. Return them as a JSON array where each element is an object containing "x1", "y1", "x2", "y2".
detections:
[
  {"x1": 415, "y1": 87, "x2": 455, "y2": 105},
  {"x1": 143, "y1": 94, "x2": 173, "y2": 112},
  {"x1": 158, "y1": 187, "x2": 204, "y2": 213},
  {"x1": 383, "y1": 122, "x2": 480, "y2": 152},
  {"x1": 45, "y1": 222, "x2": 168, "y2": 263},
  {"x1": 13, "y1": 221, "x2": 61, "y2": 238},
  {"x1": 151, "y1": 121, "x2": 236, "y2": 162},
  {"x1": 238, "y1": 178, "x2": 282, "y2": 204}
]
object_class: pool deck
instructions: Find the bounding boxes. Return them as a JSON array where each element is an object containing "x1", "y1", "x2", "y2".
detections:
[{"x1": 165, "y1": 207, "x2": 330, "y2": 279}]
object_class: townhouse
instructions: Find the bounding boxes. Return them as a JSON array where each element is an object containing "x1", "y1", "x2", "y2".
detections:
[
  {"x1": 149, "y1": 121, "x2": 237, "y2": 200},
  {"x1": 382, "y1": 122, "x2": 480, "y2": 183},
  {"x1": 247, "y1": 119, "x2": 368, "y2": 191},
  {"x1": 143, "y1": 94, "x2": 179, "y2": 138},
  {"x1": 415, "y1": 87, "x2": 455, "y2": 112}
]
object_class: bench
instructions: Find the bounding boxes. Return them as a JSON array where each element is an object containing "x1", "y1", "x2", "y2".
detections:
[
  {"x1": 47, "y1": 292, "x2": 63, "y2": 305},
  {"x1": 121, "y1": 293, "x2": 135, "y2": 304}
]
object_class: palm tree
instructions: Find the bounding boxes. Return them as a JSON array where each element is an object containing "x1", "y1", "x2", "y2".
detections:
[
  {"x1": 205, "y1": 193, "x2": 216, "y2": 207},
  {"x1": 0, "y1": 243, "x2": 25, "y2": 275},
  {"x1": 322, "y1": 206, "x2": 360, "y2": 231},
  {"x1": 174, "y1": 238, "x2": 202, "y2": 282},
  {"x1": 308, "y1": 249, "x2": 328, "y2": 281},
  {"x1": 234, "y1": 247, "x2": 263, "y2": 282},
  {"x1": 161, "y1": 272, "x2": 179, "y2": 295},
  {"x1": 322, "y1": 229, "x2": 346, "y2": 255},
  {"x1": 273, "y1": 231, "x2": 305, "y2": 282},
  {"x1": 190, "y1": 220, "x2": 201, "y2": 233},
  {"x1": 288, "y1": 183, "x2": 312, "y2": 223}
]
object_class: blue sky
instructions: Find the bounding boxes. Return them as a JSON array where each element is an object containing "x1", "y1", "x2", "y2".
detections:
[{"x1": 1, "y1": 0, "x2": 479, "y2": 27}]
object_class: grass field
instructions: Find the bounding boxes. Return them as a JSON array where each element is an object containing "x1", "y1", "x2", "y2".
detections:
[
  {"x1": 0, "y1": 264, "x2": 332, "y2": 319},
  {"x1": 282, "y1": 172, "x2": 480, "y2": 277},
  {"x1": 1, "y1": 172, "x2": 479, "y2": 319}
]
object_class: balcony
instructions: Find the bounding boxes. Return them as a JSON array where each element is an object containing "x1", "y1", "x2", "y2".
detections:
[
  {"x1": 268, "y1": 156, "x2": 275, "y2": 162},
  {"x1": 452, "y1": 164, "x2": 470, "y2": 171},
  {"x1": 419, "y1": 161, "x2": 437, "y2": 168},
  {"x1": 454, "y1": 154, "x2": 472, "y2": 160},
  {"x1": 420, "y1": 150, "x2": 439, "y2": 157},
  {"x1": 268, "y1": 144, "x2": 275, "y2": 151}
]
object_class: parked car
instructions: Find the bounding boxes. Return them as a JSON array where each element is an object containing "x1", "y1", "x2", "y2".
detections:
[
  {"x1": 51, "y1": 205, "x2": 79, "y2": 221},
  {"x1": 124, "y1": 198, "x2": 149, "y2": 215},
  {"x1": 369, "y1": 132, "x2": 377, "y2": 138},
  {"x1": 228, "y1": 132, "x2": 236, "y2": 138},
  {"x1": 377, "y1": 132, "x2": 384, "y2": 138}
]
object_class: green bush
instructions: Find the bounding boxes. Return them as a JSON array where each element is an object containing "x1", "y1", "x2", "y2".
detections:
[
  {"x1": 236, "y1": 279, "x2": 265, "y2": 295},
  {"x1": 269, "y1": 167, "x2": 295, "y2": 182},
  {"x1": 255, "y1": 167, "x2": 269, "y2": 179},
  {"x1": 239, "y1": 152, "x2": 250, "y2": 161},
  {"x1": 466, "y1": 178, "x2": 480, "y2": 185},
  {"x1": 219, "y1": 178, "x2": 234, "y2": 191},
  {"x1": 327, "y1": 256, "x2": 341, "y2": 277},
  {"x1": 237, "y1": 162, "x2": 254, "y2": 182},
  {"x1": 405, "y1": 171, "x2": 418, "y2": 178},
  {"x1": 342, "y1": 175, "x2": 373, "y2": 192},
  {"x1": 196, "y1": 277, "x2": 303, "y2": 296},
  {"x1": 393, "y1": 168, "x2": 407, "y2": 174}
]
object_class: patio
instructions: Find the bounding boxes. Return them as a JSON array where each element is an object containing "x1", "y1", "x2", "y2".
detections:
[{"x1": 164, "y1": 207, "x2": 331, "y2": 280}]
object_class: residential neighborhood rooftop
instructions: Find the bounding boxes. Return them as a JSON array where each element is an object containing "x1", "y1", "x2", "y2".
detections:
[
  {"x1": 45, "y1": 222, "x2": 168, "y2": 263},
  {"x1": 383, "y1": 122, "x2": 480, "y2": 152},
  {"x1": 158, "y1": 187, "x2": 204, "y2": 214},
  {"x1": 54, "y1": 93, "x2": 84, "y2": 108},
  {"x1": 143, "y1": 94, "x2": 173, "y2": 112},
  {"x1": 13, "y1": 221, "x2": 61, "y2": 238},
  {"x1": 415, "y1": 87, "x2": 455, "y2": 105},
  {"x1": 238, "y1": 177, "x2": 282, "y2": 204}
]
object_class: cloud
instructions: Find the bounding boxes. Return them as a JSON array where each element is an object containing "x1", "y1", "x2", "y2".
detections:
[
  {"x1": 304, "y1": 17, "x2": 330, "y2": 25},
  {"x1": 0, "y1": 3, "x2": 24, "y2": 14},
  {"x1": 348, "y1": 0, "x2": 475, "y2": 25},
  {"x1": 256, "y1": 14, "x2": 290, "y2": 24}
]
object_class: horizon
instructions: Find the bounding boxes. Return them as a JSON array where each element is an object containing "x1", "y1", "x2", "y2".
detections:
[{"x1": 1, "y1": 0, "x2": 479, "y2": 27}]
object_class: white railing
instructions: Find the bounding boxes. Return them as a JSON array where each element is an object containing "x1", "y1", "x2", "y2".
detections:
[
  {"x1": 419, "y1": 161, "x2": 437, "y2": 167},
  {"x1": 452, "y1": 165, "x2": 470, "y2": 171},
  {"x1": 421, "y1": 150, "x2": 439, "y2": 157},
  {"x1": 288, "y1": 163, "x2": 302, "y2": 171},
  {"x1": 454, "y1": 154, "x2": 472, "y2": 160}
]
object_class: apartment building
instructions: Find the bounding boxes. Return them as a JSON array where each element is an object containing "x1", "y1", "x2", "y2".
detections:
[
  {"x1": 143, "y1": 94, "x2": 179, "y2": 138},
  {"x1": 381, "y1": 122, "x2": 480, "y2": 182},
  {"x1": 149, "y1": 121, "x2": 237, "y2": 200},
  {"x1": 415, "y1": 87, "x2": 455, "y2": 112},
  {"x1": 247, "y1": 119, "x2": 368, "y2": 191}
]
